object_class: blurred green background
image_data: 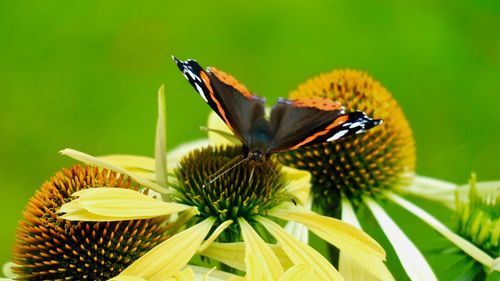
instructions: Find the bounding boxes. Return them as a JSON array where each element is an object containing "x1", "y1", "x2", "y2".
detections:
[{"x1": 1, "y1": 0, "x2": 499, "y2": 279}]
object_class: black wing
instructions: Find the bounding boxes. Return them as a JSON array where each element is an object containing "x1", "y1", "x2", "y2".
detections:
[
  {"x1": 268, "y1": 98, "x2": 382, "y2": 153},
  {"x1": 172, "y1": 57, "x2": 266, "y2": 145}
]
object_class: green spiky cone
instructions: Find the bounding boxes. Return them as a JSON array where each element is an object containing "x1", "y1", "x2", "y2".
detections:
[
  {"x1": 454, "y1": 174, "x2": 500, "y2": 280},
  {"x1": 172, "y1": 145, "x2": 288, "y2": 243},
  {"x1": 12, "y1": 165, "x2": 169, "y2": 281},
  {"x1": 279, "y1": 69, "x2": 415, "y2": 213}
]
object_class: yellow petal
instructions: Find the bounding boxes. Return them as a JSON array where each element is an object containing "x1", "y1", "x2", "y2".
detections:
[
  {"x1": 402, "y1": 175, "x2": 457, "y2": 208},
  {"x1": 365, "y1": 197, "x2": 437, "y2": 281},
  {"x1": 239, "y1": 218, "x2": 284, "y2": 280},
  {"x1": 119, "y1": 218, "x2": 215, "y2": 281},
  {"x1": 278, "y1": 264, "x2": 314, "y2": 281},
  {"x1": 339, "y1": 199, "x2": 394, "y2": 281},
  {"x1": 199, "y1": 267, "x2": 215, "y2": 281},
  {"x1": 98, "y1": 155, "x2": 156, "y2": 172},
  {"x1": 2, "y1": 262, "x2": 15, "y2": 278},
  {"x1": 207, "y1": 111, "x2": 241, "y2": 145},
  {"x1": 59, "y1": 188, "x2": 193, "y2": 221},
  {"x1": 270, "y1": 203, "x2": 385, "y2": 256},
  {"x1": 199, "y1": 220, "x2": 233, "y2": 252},
  {"x1": 98, "y1": 139, "x2": 211, "y2": 177},
  {"x1": 60, "y1": 148, "x2": 170, "y2": 193},
  {"x1": 271, "y1": 203, "x2": 392, "y2": 280},
  {"x1": 190, "y1": 265, "x2": 240, "y2": 280},
  {"x1": 284, "y1": 193, "x2": 312, "y2": 244},
  {"x1": 284, "y1": 221, "x2": 308, "y2": 244},
  {"x1": 200, "y1": 242, "x2": 293, "y2": 272},
  {"x1": 164, "y1": 267, "x2": 196, "y2": 281},
  {"x1": 387, "y1": 192, "x2": 496, "y2": 272},
  {"x1": 258, "y1": 217, "x2": 344, "y2": 281},
  {"x1": 155, "y1": 84, "x2": 168, "y2": 188},
  {"x1": 493, "y1": 257, "x2": 500, "y2": 272},
  {"x1": 282, "y1": 166, "x2": 311, "y2": 205}
]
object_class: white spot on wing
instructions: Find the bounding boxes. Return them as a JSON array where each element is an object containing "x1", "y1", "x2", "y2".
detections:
[
  {"x1": 327, "y1": 129, "x2": 349, "y2": 141},
  {"x1": 355, "y1": 128, "x2": 366, "y2": 134},
  {"x1": 185, "y1": 69, "x2": 201, "y2": 82},
  {"x1": 194, "y1": 83, "x2": 208, "y2": 102},
  {"x1": 349, "y1": 122, "x2": 362, "y2": 129}
]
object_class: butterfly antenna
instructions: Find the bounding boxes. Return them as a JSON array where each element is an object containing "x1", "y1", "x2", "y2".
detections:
[{"x1": 203, "y1": 154, "x2": 253, "y2": 188}]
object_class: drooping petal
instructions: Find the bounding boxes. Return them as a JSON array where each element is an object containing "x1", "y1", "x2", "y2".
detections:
[
  {"x1": 2, "y1": 262, "x2": 15, "y2": 278},
  {"x1": 155, "y1": 84, "x2": 168, "y2": 188},
  {"x1": 364, "y1": 197, "x2": 437, "y2": 281},
  {"x1": 269, "y1": 202, "x2": 390, "y2": 280},
  {"x1": 387, "y1": 192, "x2": 496, "y2": 272},
  {"x1": 98, "y1": 139, "x2": 211, "y2": 177},
  {"x1": 402, "y1": 176, "x2": 500, "y2": 211},
  {"x1": 59, "y1": 188, "x2": 194, "y2": 221},
  {"x1": 239, "y1": 218, "x2": 284, "y2": 281},
  {"x1": 199, "y1": 220, "x2": 233, "y2": 252},
  {"x1": 282, "y1": 166, "x2": 311, "y2": 205},
  {"x1": 190, "y1": 265, "x2": 239, "y2": 281},
  {"x1": 200, "y1": 242, "x2": 293, "y2": 272},
  {"x1": 258, "y1": 217, "x2": 344, "y2": 281},
  {"x1": 493, "y1": 258, "x2": 500, "y2": 272},
  {"x1": 164, "y1": 267, "x2": 196, "y2": 281},
  {"x1": 119, "y1": 218, "x2": 215, "y2": 281},
  {"x1": 284, "y1": 195, "x2": 312, "y2": 244},
  {"x1": 458, "y1": 180, "x2": 500, "y2": 192},
  {"x1": 60, "y1": 148, "x2": 169, "y2": 193},
  {"x1": 97, "y1": 155, "x2": 156, "y2": 172},
  {"x1": 284, "y1": 221, "x2": 308, "y2": 245},
  {"x1": 339, "y1": 199, "x2": 393, "y2": 281},
  {"x1": 278, "y1": 264, "x2": 314, "y2": 281}
]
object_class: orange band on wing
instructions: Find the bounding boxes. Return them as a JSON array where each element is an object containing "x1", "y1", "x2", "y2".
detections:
[
  {"x1": 290, "y1": 115, "x2": 349, "y2": 150},
  {"x1": 200, "y1": 71, "x2": 234, "y2": 131},
  {"x1": 209, "y1": 67, "x2": 254, "y2": 99},
  {"x1": 291, "y1": 99, "x2": 342, "y2": 111}
]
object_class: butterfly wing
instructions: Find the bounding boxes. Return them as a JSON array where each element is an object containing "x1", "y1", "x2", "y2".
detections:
[
  {"x1": 268, "y1": 98, "x2": 382, "y2": 153},
  {"x1": 173, "y1": 57, "x2": 266, "y2": 144}
]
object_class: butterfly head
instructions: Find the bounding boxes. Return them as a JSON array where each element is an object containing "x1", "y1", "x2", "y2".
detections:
[{"x1": 248, "y1": 150, "x2": 266, "y2": 162}]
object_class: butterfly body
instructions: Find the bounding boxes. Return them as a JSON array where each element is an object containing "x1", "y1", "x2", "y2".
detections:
[{"x1": 173, "y1": 57, "x2": 382, "y2": 158}]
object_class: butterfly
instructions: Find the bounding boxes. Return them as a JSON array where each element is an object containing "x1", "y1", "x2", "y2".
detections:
[{"x1": 172, "y1": 56, "x2": 382, "y2": 161}]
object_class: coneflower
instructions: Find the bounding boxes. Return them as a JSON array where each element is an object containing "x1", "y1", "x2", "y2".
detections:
[
  {"x1": 11, "y1": 165, "x2": 169, "y2": 281},
  {"x1": 273, "y1": 69, "x2": 500, "y2": 280}
]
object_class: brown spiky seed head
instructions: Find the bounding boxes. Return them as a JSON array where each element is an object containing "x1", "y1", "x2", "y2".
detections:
[
  {"x1": 12, "y1": 165, "x2": 169, "y2": 280},
  {"x1": 279, "y1": 70, "x2": 415, "y2": 206}
]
